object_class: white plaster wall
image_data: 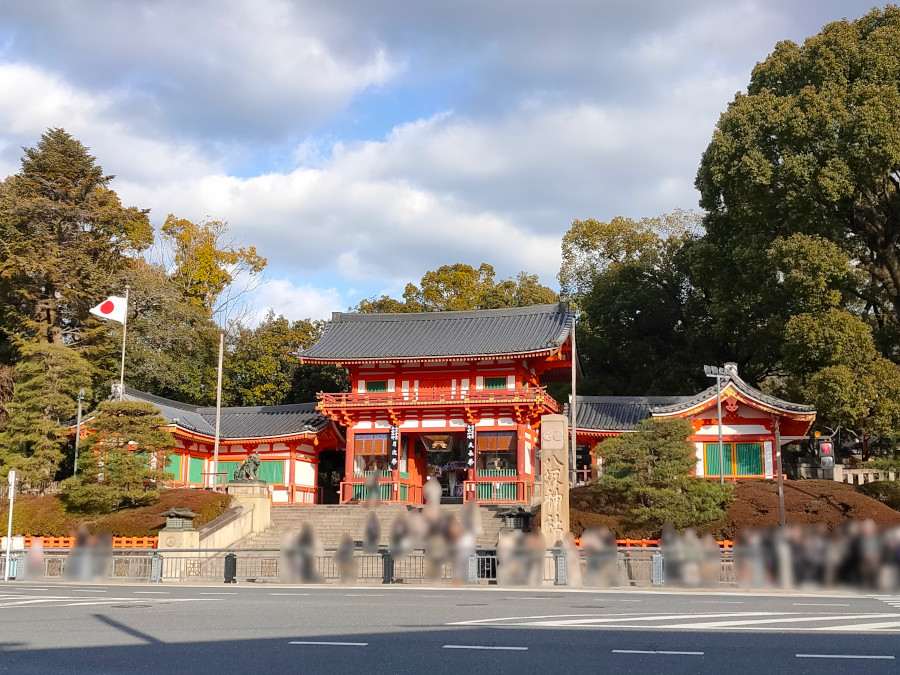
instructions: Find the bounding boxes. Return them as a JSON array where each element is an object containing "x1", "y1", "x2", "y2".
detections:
[
  {"x1": 695, "y1": 442, "x2": 704, "y2": 476},
  {"x1": 294, "y1": 461, "x2": 315, "y2": 487}
]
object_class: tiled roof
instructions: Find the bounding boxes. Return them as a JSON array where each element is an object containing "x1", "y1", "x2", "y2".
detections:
[
  {"x1": 574, "y1": 395, "x2": 694, "y2": 432},
  {"x1": 574, "y1": 365, "x2": 814, "y2": 432},
  {"x1": 651, "y1": 367, "x2": 815, "y2": 416},
  {"x1": 302, "y1": 302, "x2": 575, "y2": 361},
  {"x1": 122, "y1": 388, "x2": 330, "y2": 439}
]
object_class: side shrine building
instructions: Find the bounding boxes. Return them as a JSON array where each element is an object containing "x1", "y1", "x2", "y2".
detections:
[
  {"x1": 122, "y1": 388, "x2": 344, "y2": 504},
  {"x1": 573, "y1": 362, "x2": 816, "y2": 481},
  {"x1": 302, "y1": 303, "x2": 576, "y2": 505}
]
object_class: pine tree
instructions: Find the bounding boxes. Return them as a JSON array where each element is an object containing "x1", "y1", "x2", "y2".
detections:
[
  {"x1": 64, "y1": 401, "x2": 173, "y2": 513},
  {"x1": 0, "y1": 342, "x2": 93, "y2": 489}
]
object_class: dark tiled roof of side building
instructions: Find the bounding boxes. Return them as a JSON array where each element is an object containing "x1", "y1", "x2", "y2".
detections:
[
  {"x1": 574, "y1": 366, "x2": 814, "y2": 432},
  {"x1": 574, "y1": 395, "x2": 695, "y2": 432},
  {"x1": 302, "y1": 302, "x2": 575, "y2": 361},
  {"x1": 122, "y1": 387, "x2": 330, "y2": 439}
]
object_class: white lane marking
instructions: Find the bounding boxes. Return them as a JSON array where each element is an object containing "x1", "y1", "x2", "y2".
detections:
[
  {"x1": 612, "y1": 650, "x2": 703, "y2": 655},
  {"x1": 530, "y1": 612, "x2": 791, "y2": 627},
  {"x1": 271, "y1": 593, "x2": 309, "y2": 596},
  {"x1": 450, "y1": 613, "x2": 627, "y2": 625},
  {"x1": 812, "y1": 620, "x2": 900, "y2": 631},
  {"x1": 72, "y1": 589, "x2": 106, "y2": 593},
  {"x1": 696, "y1": 601, "x2": 743, "y2": 604},
  {"x1": 133, "y1": 591, "x2": 168, "y2": 594},
  {"x1": 443, "y1": 645, "x2": 528, "y2": 651},
  {"x1": 794, "y1": 603, "x2": 849, "y2": 607},
  {"x1": 0, "y1": 599, "x2": 77, "y2": 607},
  {"x1": 796, "y1": 654, "x2": 895, "y2": 660},
  {"x1": 201, "y1": 592, "x2": 237, "y2": 595},
  {"x1": 289, "y1": 641, "x2": 368, "y2": 647},
  {"x1": 505, "y1": 597, "x2": 555, "y2": 600},
  {"x1": 619, "y1": 600, "x2": 643, "y2": 602},
  {"x1": 669, "y1": 613, "x2": 899, "y2": 630}
]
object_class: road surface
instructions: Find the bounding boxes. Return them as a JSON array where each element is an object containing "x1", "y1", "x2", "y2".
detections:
[{"x1": 1, "y1": 581, "x2": 898, "y2": 673}]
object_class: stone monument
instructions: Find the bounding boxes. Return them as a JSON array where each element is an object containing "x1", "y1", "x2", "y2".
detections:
[{"x1": 540, "y1": 414, "x2": 570, "y2": 547}]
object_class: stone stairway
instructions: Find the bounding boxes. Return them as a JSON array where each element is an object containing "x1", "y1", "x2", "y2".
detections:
[{"x1": 234, "y1": 503, "x2": 510, "y2": 550}]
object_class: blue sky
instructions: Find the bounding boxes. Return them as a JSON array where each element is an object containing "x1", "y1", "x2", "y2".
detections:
[{"x1": 0, "y1": 0, "x2": 879, "y2": 321}]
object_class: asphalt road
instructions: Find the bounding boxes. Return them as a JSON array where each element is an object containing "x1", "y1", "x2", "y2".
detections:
[{"x1": 1, "y1": 581, "x2": 899, "y2": 674}]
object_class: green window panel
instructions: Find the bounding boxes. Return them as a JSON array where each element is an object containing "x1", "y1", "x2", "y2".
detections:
[
  {"x1": 704, "y1": 443, "x2": 733, "y2": 477},
  {"x1": 484, "y1": 377, "x2": 507, "y2": 390},
  {"x1": 366, "y1": 380, "x2": 387, "y2": 393},
  {"x1": 477, "y1": 469, "x2": 517, "y2": 477},
  {"x1": 353, "y1": 483, "x2": 367, "y2": 501},
  {"x1": 166, "y1": 454, "x2": 182, "y2": 480},
  {"x1": 258, "y1": 460, "x2": 285, "y2": 485},
  {"x1": 399, "y1": 484, "x2": 408, "y2": 501},
  {"x1": 216, "y1": 461, "x2": 241, "y2": 485},
  {"x1": 188, "y1": 456, "x2": 204, "y2": 484},
  {"x1": 736, "y1": 443, "x2": 763, "y2": 476}
]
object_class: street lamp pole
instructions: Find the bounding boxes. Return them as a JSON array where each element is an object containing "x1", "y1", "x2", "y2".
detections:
[
  {"x1": 704, "y1": 365, "x2": 727, "y2": 485},
  {"x1": 73, "y1": 388, "x2": 85, "y2": 476},
  {"x1": 4, "y1": 470, "x2": 16, "y2": 582}
]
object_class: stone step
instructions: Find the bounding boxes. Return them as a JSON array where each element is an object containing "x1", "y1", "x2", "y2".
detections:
[{"x1": 234, "y1": 503, "x2": 513, "y2": 550}]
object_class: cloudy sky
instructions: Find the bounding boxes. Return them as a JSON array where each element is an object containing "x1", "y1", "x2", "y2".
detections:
[{"x1": 0, "y1": 0, "x2": 877, "y2": 321}]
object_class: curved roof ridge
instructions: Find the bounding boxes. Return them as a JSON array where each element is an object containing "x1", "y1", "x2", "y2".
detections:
[
  {"x1": 330, "y1": 302, "x2": 569, "y2": 323},
  {"x1": 304, "y1": 302, "x2": 574, "y2": 361}
]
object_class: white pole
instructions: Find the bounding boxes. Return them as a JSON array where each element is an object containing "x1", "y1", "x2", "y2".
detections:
[
  {"x1": 212, "y1": 331, "x2": 224, "y2": 490},
  {"x1": 4, "y1": 471, "x2": 16, "y2": 582},
  {"x1": 118, "y1": 285, "x2": 130, "y2": 401},
  {"x1": 73, "y1": 391, "x2": 83, "y2": 475},
  {"x1": 716, "y1": 375, "x2": 725, "y2": 485},
  {"x1": 570, "y1": 320, "x2": 577, "y2": 487}
]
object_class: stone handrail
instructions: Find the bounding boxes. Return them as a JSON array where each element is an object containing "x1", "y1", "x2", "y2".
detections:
[
  {"x1": 833, "y1": 465, "x2": 898, "y2": 484},
  {"x1": 198, "y1": 503, "x2": 255, "y2": 549}
]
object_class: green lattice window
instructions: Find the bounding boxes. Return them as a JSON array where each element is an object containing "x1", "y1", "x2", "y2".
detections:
[
  {"x1": 484, "y1": 377, "x2": 507, "y2": 390},
  {"x1": 366, "y1": 380, "x2": 387, "y2": 393},
  {"x1": 258, "y1": 460, "x2": 285, "y2": 485}
]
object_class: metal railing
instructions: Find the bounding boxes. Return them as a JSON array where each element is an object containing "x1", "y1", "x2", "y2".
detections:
[
  {"x1": 318, "y1": 386, "x2": 561, "y2": 413},
  {"x1": 4, "y1": 547, "x2": 735, "y2": 588}
]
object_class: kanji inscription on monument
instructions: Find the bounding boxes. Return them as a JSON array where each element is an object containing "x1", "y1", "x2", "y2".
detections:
[{"x1": 540, "y1": 414, "x2": 570, "y2": 547}]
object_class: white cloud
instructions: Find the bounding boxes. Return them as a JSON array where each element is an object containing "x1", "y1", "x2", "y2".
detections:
[{"x1": 249, "y1": 279, "x2": 343, "y2": 323}]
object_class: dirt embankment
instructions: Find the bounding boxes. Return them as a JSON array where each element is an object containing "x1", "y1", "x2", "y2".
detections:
[
  {"x1": 536, "y1": 480, "x2": 900, "y2": 540},
  {"x1": 0, "y1": 488, "x2": 232, "y2": 536}
]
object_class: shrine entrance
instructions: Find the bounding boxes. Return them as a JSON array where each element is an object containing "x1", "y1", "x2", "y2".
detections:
[{"x1": 418, "y1": 432, "x2": 467, "y2": 503}]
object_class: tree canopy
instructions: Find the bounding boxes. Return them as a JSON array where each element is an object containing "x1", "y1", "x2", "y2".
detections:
[{"x1": 356, "y1": 263, "x2": 557, "y2": 313}]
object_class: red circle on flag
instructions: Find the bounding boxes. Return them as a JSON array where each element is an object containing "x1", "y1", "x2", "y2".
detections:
[{"x1": 100, "y1": 300, "x2": 115, "y2": 314}]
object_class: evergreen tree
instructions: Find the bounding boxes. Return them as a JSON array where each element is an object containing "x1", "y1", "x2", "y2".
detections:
[
  {"x1": 0, "y1": 128, "x2": 153, "y2": 346},
  {"x1": 0, "y1": 342, "x2": 92, "y2": 488},
  {"x1": 64, "y1": 401, "x2": 173, "y2": 513}
]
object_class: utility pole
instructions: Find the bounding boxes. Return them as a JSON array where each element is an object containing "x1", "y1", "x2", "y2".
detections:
[
  {"x1": 704, "y1": 365, "x2": 727, "y2": 485},
  {"x1": 118, "y1": 285, "x2": 130, "y2": 401},
  {"x1": 212, "y1": 331, "x2": 224, "y2": 491},
  {"x1": 774, "y1": 417, "x2": 785, "y2": 527},
  {"x1": 569, "y1": 320, "x2": 577, "y2": 488},
  {"x1": 73, "y1": 389, "x2": 85, "y2": 475}
]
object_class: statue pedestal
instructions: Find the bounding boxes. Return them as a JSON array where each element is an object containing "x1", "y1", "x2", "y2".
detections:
[{"x1": 226, "y1": 481, "x2": 270, "y2": 533}]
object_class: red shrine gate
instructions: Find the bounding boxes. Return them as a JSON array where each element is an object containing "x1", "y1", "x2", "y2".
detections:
[{"x1": 304, "y1": 303, "x2": 576, "y2": 505}]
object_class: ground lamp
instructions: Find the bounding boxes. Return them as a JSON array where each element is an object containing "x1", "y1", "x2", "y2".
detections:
[{"x1": 703, "y1": 365, "x2": 727, "y2": 485}]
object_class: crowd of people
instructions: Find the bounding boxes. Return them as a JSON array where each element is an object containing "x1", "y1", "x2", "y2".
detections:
[{"x1": 733, "y1": 521, "x2": 900, "y2": 590}]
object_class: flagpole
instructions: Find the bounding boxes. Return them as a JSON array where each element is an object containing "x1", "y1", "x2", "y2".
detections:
[
  {"x1": 119, "y1": 285, "x2": 129, "y2": 401},
  {"x1": 212, "y1": 331, "x2": 224, "y2": 490}
]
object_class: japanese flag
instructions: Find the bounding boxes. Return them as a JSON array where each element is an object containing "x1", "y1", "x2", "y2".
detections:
[{"x1": 90, "y1": 296, "x2": 127, "y2": 324}]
